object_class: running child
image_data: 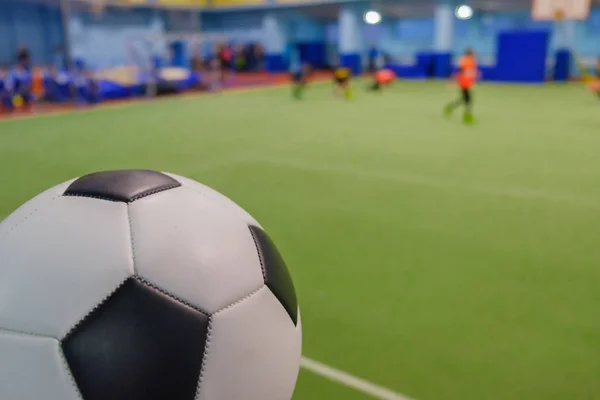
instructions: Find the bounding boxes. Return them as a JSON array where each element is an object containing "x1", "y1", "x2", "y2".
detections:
[
  {"x1": 291, "y1": 63, "x2": 311, "y2": 100},
  {"x1": 12, "y1": 63, "x2": 33, "y2": 112},
  {"x1": 587, "y1": 57, "x2": 600, "y2": 99},
  {"x1": 333, "y1": 66, "x2": 352, "y2": 100},
  {"x1": 444, "y1": 49, "x2": 478, "y2": 124}
]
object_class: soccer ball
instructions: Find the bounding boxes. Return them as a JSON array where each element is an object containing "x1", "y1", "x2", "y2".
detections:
[{"x1": 0, "y1": 170, "x2": 302, "y2": 400}]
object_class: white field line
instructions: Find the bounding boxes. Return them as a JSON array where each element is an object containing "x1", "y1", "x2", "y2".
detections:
[{"x1": 301, "y1": 357, "x2": 414, "y2": 400}]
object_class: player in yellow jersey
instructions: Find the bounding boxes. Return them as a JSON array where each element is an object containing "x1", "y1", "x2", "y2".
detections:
[{"x1": 333, "y1": 66, "x2": 352, "y2": 100}]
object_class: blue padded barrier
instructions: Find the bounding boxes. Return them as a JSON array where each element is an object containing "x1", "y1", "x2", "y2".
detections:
[
  {"x1": 495, "y1": 30, "x2": 550, "y2": 83},
  {"x1": 297, "y1": 42, "x2": 327, "y2": 69},
  {"x1": 340, "y1": 53, "x2": 362, "y2": 75},
  {"x1": 265, "y1": 54, "x2": 287, "y2": 73},
  {"x1": 553, "y1": 49, "x2": 571, "y2": 82},
  {"x1": 479, "y1": 66, "x2": 497, "y2": 81},
  {"x1": 433, "y1": 52, "x2": 453, "y2": 78},
  {"x1": 416, "y1": 52, "x2": 434, "y2": 77},
  {"x1": 385, "y1": 63, "x2": 426, "y2": 79}
]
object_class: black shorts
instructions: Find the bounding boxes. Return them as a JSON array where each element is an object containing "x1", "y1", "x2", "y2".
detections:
[
  {"x1": 461, "y1": 88, "x2": 472, "y2": 104},
  {"x1": 334, "y1": 76, "x2": 348, "y2": 85},
  {"x1": 218, "y1": 59, "x2": 228, "y2": 71},
  {"x1": 291, "y1": 71, "x2": 304, "y2": 83}
]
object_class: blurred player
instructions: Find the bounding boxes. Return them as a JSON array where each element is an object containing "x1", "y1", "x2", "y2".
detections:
[
  {"x1": 291, "y1": 63, "x2": 311, "y2": 100},
  {"x1": 208, "y1": 58, "x2": 221, "y2": 91},
  {"x1": 588, "y1": 57, "x2": 600, "y2": 99},
  {"x1": 0, "y1": 65, "x2": 14, "y2": 114},
  {"x1": 12, "y1": 63, "x2": 33, "y2": 112},
  {"x1": 368, "y1": 68, "x2": 395, "y2": 91},
  {"x1": 333, "y1": 66, "x2": 352, "y2": 100},
  {"x1": 444, "y1": 49, "x2": 478, "y2": 124},
  {"x1": 216, "y1": 44, "x2": 231, "y2": 87}
]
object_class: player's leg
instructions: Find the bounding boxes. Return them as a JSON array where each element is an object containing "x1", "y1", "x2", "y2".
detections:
[
  {"x1": 368, "y1": 76, "x2": 382, "y2": 91},
  {"x1": 462, "y1": 88, "x2": 474, "y2": 124},
  {"x1": 342, "y1": 79, "x2": 352, "y2": 100},
  {"x1": 219, "y1": 60, "x2": 226, "y2": 84},
  {"x1": 333, "y1": 78, "x2": 342, "y2": 97},
  {"x1": 444, "y1": 89, "x2": 464, "y2": 116},
  {"x1": 590, "y1": 78, "x2": 600, "y2": 99},
  {"x1": 293, "y1": 72, "x2": 307, "y2": 100},
  {"x1": 22, "y1": 91, "x2": 34, "y2": 112},
  {"x1": 291, "y1": 72, "x2": 300, "y2": 99}
]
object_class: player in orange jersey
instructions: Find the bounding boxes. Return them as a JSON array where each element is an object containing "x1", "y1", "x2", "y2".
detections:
[
  {"x1": 368, "y1": 68, "x2": 395, "y2": 91},
  {"x1": 588, "y1": 57, "x2": 600, "y2": 99},
  {"x1": 444, "y1": 48, "x2": 478, "y2": 124}
]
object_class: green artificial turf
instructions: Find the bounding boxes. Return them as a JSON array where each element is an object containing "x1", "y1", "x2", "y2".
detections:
[{"x1": 1, "y1": 81, "x2": 600, "y2": 400}]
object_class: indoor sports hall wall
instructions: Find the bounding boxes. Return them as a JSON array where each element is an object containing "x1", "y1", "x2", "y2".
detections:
[
  {"x1": 200, "y1": 11, "x2": 325, "y2": 43},
  {"x1": 2, "y1": 0, "x2": 598, "y2": 75},
  {"x1": 69, "y1": 9, "x2": 165, "y2": 69},
  {"x1": 0, "y1": 0, "x2": 64, "y2": 66},
  {"x1": 201, "y1": 10, "x2": 327, "y2": 66},
  {"x1": 201, "y1": 6, "x2": 600, "y2": 67},
  {"x1": 201, "y1": 11, "x2": 265, "y2": 42}
]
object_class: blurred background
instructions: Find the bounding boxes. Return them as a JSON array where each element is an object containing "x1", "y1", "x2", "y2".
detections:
[{"x1": 0, "y1": 0, "x2": 599, "y2": 104}]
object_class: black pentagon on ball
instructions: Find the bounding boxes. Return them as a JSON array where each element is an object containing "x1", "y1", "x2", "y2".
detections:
[
  {"x1": 63, "y1": 170, "x2": 181, "y2": 203},
  {"x1": 61, "y1": 277, "x2": 209, "y2": 400},
  {"x1": 248, "y1": 226, "x2": 298, "y2": 326}
]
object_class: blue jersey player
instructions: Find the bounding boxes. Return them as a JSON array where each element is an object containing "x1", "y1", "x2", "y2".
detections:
[{"x1": 0, "y1": 65, "x2": 15, "y2": 113}]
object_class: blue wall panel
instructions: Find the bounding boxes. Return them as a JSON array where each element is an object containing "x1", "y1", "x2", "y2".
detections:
[{"x1": 496, "y1": 30, "x2": 549, "y2": 83}]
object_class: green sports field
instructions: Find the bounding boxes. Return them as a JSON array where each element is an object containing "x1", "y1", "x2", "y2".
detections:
[{"x1": 1, "y1": 81, "x2": 599, "y2": 400}]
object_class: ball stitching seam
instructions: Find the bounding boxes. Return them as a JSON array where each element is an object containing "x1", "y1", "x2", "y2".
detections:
[
  {"x1": 195, "y1": 317, "x2": 213, "y2": 400},
  {"x1": 126, "y1": 204, "x2": 137, "y2": 275},
  {"x1": 135, "y1": 276, "x2": 210, "y2": 316},
  {"x1": 58, "y1": 339, "x2": 85, "y2": 399},
  {"x1": 0, "y1": 195, "x2": 60, "y2": 241},
  {"x1": 195, "y1": 286, "x2": 265, "y2": 399},
  {"x1": 129, "y1": 183, "x2": 181, "y2": 202},
  {"x1": 214, "y1": 284, "x2": 266, "y2": 316},
  {"x1": 0, "y1": 326, "x2": 51, "y2": 339},
  {"x1": 248, "y1": 226, "x2": 267, "y2": 282},
  {"x1": 61, "y1": 276, "x2": 131, "y2": 341},
  {"x1": 63, "y1": 183, "x2": 181, "y2": 203}
]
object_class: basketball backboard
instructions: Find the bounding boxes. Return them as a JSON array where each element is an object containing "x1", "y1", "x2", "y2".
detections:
[{"x1": 532, "y1": 0, "x2": 591, "y2": 21}]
